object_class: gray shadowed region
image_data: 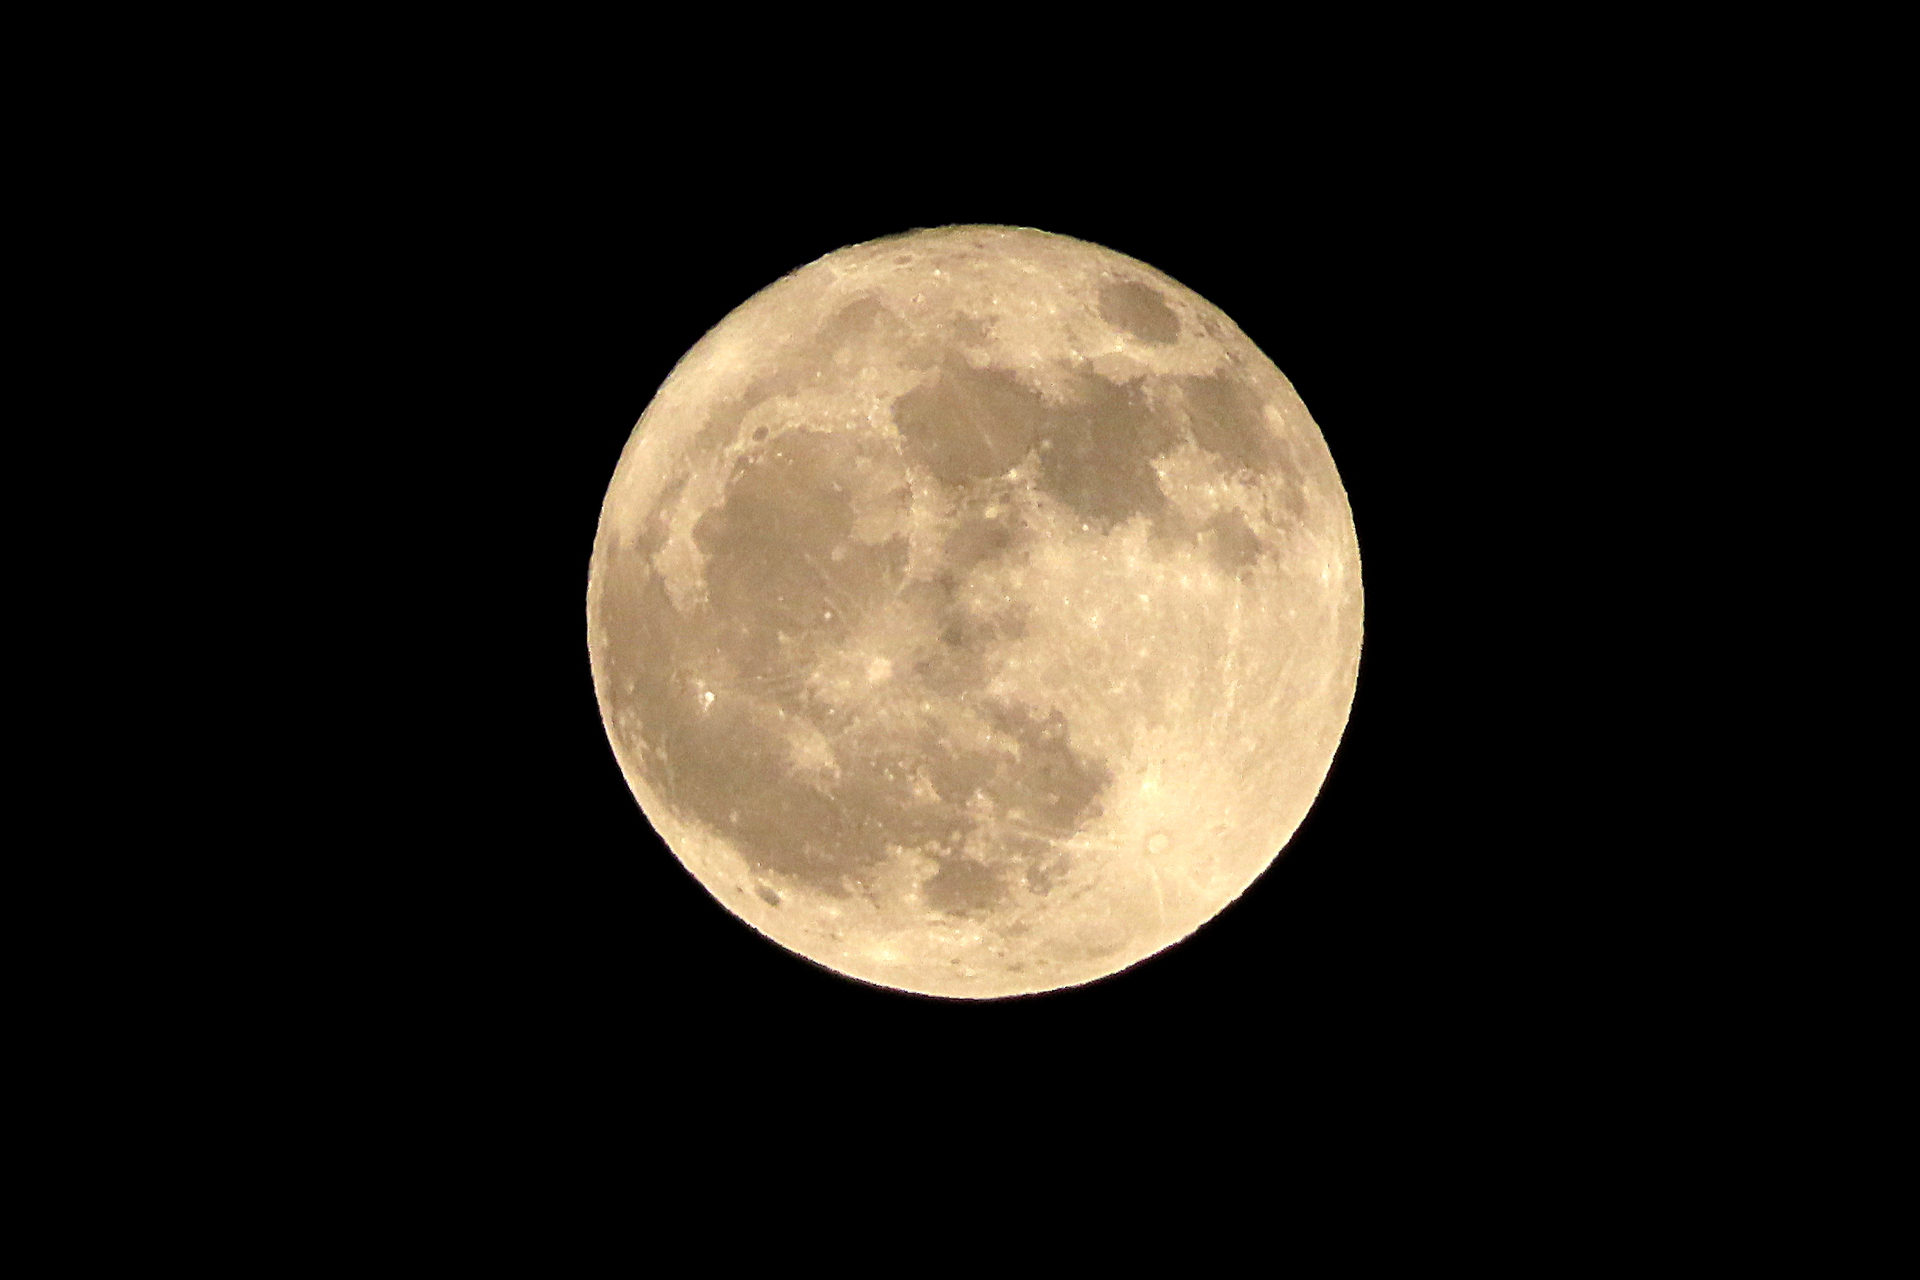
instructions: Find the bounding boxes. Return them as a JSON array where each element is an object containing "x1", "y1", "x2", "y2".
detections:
[
  {"x1": 1177, "y1": 368, "x2": 1278, "y2": 477},
  {"x1": 599, "y1": 422, "x2": 1111, "y2": 916},
  {"x1": 894, "y1": 359, "x2": 1193, "y2": 535},
  {"x1": 891, "y1": 360, "x2": 1048, "y2": 486},
  {"x1": 1201, "y1": 508, "x2": 1266, "y2": 576},
  {"x1": 1097, "y1": 280, "x2": 1181, "y2": 345}
]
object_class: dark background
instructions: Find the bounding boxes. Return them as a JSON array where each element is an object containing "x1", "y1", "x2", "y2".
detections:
[
  {"x1": 316, "y1": 138, "x2": 1618, "y2": 1116},
  {"x1": 75, "y1": 31, "x2": 1772, "y2": 1214}
]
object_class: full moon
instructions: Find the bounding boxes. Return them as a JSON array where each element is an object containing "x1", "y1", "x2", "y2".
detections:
[{"x1": 587, "y1": 225, "x2": 1361, "y2": 998}]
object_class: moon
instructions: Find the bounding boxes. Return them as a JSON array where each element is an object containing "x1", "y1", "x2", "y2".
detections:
[{"x1": 587, "y1": 225, "x2": 1361, "y2": 998}]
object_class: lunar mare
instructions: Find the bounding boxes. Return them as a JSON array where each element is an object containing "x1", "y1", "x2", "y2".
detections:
[{"x1": 587, "y1": 226, "x2": 1361, "y2": 998}]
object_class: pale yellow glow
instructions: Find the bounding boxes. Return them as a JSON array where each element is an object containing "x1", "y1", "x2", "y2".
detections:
[{"x1": 586, "y1": 225, "x2": 1361, "y2": 998}]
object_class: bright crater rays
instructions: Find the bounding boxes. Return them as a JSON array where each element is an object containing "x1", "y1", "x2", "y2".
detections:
[{"x1": 587, "y1": 226, "x2": 1362, "y2": 998}]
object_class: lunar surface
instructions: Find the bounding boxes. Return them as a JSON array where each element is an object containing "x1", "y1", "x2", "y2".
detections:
[{"x1": 587, "y1": 226, "x2": 1361, "y2": 998}]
